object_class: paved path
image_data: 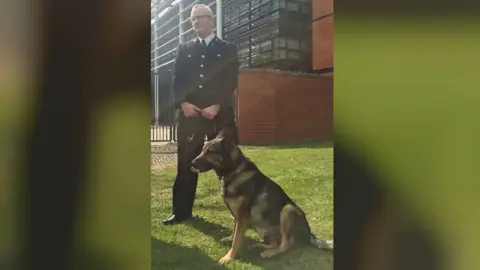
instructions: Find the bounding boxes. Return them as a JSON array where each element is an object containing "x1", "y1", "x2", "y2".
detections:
[{"x1": 151, "y1": 142, "x2": 177, "y2": 171}]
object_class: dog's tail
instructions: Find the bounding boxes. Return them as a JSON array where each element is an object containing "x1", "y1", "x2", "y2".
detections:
[{"x1": 310, "y1": 233, "x2": 334, "y2": 250}]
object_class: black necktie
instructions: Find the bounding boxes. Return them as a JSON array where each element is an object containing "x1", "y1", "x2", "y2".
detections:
[{"x1": 201, "y1": 39, "x2": 207, "y2": 50}]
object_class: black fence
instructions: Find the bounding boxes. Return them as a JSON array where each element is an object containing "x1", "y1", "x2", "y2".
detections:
[
  {"x1": 151, "y1": 71, "x2": 177, "y2": 142},
  {"x1": 150, "y1": 70, "x2": 239, "y2": 143}
]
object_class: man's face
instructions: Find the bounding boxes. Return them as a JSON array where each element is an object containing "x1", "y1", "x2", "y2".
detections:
[{"x1": 190, "y1": 7, "x2": 214, "y2": 37}]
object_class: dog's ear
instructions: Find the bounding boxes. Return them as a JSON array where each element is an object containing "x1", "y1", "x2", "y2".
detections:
[{"x1": 216, "y1": 127, "x2": 236, "y2": 143}]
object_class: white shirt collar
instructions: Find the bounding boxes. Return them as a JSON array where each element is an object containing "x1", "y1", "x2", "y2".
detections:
[{"x1": 198, "y1": 33, "x2": 215, "y2": 46}]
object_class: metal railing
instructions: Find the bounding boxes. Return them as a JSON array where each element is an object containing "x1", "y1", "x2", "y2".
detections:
[{"x1": 151, "y1": 72, "x2": 177, "y2": 142}]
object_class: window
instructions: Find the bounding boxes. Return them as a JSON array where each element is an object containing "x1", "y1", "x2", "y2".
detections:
[
  {"x1": 238, "y1": 48, "x2": 249, "y2": 58},
  {"x1": 239, "y1": 14, "x2": 249, "y2": 25},
  {"x1": 261, "y1": 51, "x2": 273, "y2": 62},
  {"x1": 155, "y1": 20, "x2": 162, "y2": 29},
  {"x1": 239, "y1": 5, "x2": 249, "y2": 15},
  {"x1": 251, "y1": 0, "x2": 261, "y2": 9},
  {"x1": 251, "y1": 51, "x2": 272, "y2": 66},
  {"x1": 259, "y1": 40, "x2": 272, "y2": 52},
  {"x1": 286, "y1": 1, "x2": 300, "y2": 12},
  {"x1": 239, "y1": 57, "x2": 250, "y2": 67},
  {"x1": 274, "y1": 49, "x2": 287, "y2": 59},
  {"x1": 155, "y1": 40, "x2": 162, "y2": 50},
  {"x1": 287, "y1": 39, "x2": 300, "y2": 49},
  {"x1": 300, "y1": 4, "x2": 311, "y2": 14},
  {"x1": 288, "y1": 50, "x2": 300, "y2": 59},
  {"x1": 155, "y1": 59, "x2": 162, "y2": 69},
  {"x1": 300, "y1": 40, "x2": 310, "y2": 51},
  {"x1": 251, "y1": 44, "x2": 261, "y2": 54}
]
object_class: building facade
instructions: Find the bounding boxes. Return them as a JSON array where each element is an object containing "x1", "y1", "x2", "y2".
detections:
[
  {"x1": 312, "y1": 0, "x2": 333, "y2": 76},
  {"x1": 151, "y1": 0, "x2": 317, "y2": 75},
  {"x1": 151, "y1": 0, "x2": 334, "y2": 140}
]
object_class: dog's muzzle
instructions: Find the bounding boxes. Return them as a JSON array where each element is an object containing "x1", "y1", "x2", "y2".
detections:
[
  {"x1": 190, "y1": 166, "x2": 200, "y2": 173},
  {"x1": 190, "y1": 160, "x2": 201, "y2": 173}
]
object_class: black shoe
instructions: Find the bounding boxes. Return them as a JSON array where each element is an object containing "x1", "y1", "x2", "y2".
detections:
[{"x1": 162, "y1": 214, "x2": 190, "y2": 225}]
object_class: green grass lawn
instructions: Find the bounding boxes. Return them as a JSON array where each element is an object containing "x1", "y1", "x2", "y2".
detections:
[{"x1": 151, "y1": 141, "x2": 333, "y2": 270}]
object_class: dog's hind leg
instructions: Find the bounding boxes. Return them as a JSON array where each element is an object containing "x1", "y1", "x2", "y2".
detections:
[
  {"x1": 310, "y1": 234, "x2": 334, "y2": 250},
  {"x1": 260, "y1": 204, "x2": 296, "y2": 259}
]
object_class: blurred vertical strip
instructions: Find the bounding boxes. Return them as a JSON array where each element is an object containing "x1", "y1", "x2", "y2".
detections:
[
  {"x1": 335, "y1": 0, "x2": 480, "y2": 269},
  {"x1": 0, "y1": 0, "x2": 151, "y2": 269},
  {"x1": 0, "y1": 0, "x2": 42, "y2": 268}
]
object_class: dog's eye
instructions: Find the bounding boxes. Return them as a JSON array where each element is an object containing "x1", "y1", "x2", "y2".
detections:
[{"x1": 207, "y1": 146, "x2": 219, "y2": 153}]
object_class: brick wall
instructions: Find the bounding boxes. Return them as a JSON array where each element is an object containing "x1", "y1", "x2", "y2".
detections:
[
  {"x1": 313, "y1": 0, "x2": 333, "y2": 19},
  {"x1": 235, "y1": 69, "x2": 333, "y2": 145},
  {"x1": 312, "y1": 0, "x2": 334, "y2": 72}
]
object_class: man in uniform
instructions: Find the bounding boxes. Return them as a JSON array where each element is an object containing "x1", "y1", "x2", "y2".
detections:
[{"x1": 163, "y1": 4, "x2": 239, "y2": 225}]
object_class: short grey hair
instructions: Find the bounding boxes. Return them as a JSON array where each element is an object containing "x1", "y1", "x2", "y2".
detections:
[{"x1": 191, "y1": 4, "x2": 215, "y2": 18}]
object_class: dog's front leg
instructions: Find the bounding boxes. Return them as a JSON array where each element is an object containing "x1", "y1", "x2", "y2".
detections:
[
  {"x1": 220, "y1": 217, "x2": 236, "y2": 243},
  {"x1": 218, "y1": 216, "x2": 247, "y2": 264}
]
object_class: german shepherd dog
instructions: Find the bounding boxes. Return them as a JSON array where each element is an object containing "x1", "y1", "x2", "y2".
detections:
[{"x1": 191, "y1": 128, "x2": 333, "y2": 264}]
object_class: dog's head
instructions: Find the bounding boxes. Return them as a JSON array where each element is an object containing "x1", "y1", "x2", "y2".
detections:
[{"x1": 191, "y1": 127, "x2": 240, "y2": 174}]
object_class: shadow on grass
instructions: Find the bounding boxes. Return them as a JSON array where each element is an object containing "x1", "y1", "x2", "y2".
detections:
[
  {"x1": 185, "y1": 218, "x2": 280, "y2": 266},
  {"x1": 151, "y1": 237, "x2": 227, "y2": 270},
  {"x1": 187, "y1": 218, "x2": 334, "y2": 268},
  {"x1": 186, "y1": 217, "x2": 242, "y2": 242},
  {"x1": 243, "y1": 140, "x2": 333, "y2": 149},
  {"x1": 195, "y1": 203, "x2": 227, "y2": 212},
  {"x1": 194, "y1": 187, "x2": 220, "y2": 200},
  {"x1": 152, "y1": 220, "x2": 332, "y2": 269}
]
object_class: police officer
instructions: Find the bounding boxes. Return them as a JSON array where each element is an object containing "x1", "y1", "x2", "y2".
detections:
[{"x1": 163, "y1": 4, "x2": 239, "y2": 225}]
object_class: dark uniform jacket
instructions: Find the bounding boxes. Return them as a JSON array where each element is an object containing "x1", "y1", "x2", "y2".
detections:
[{"x1": 172, "y1": 36, "x2": 239, "y2": 125}]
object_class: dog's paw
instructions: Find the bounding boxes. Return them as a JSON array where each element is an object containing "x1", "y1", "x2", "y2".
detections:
[
  {"x1": 218, "y1": 254, "x2": 234, "y2": 264},
  {"x1": 220, "y1": 235, "x2": 233, "y2": 243},
  {"x1": 260, "y1": 249, "x2": 277, "y2": 259},
  {"x1": 325, "y1": 240, "x2": 334, "y2": 250}
]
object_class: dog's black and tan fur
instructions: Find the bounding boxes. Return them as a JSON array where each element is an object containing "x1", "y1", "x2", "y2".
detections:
[{"x1": 191, "y1": 128, "x2": 333, "y2": 264}]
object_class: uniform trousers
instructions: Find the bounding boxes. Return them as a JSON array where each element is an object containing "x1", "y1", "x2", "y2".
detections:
[{"x1": 171, "y1": 108, "x2": 238, "y2": 218}]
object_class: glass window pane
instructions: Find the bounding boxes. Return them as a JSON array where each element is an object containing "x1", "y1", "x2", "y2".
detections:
[
  {"x1": 287, "y1": 39, "x2": 299, "y2": 49},
  {"x1": 286, "y1": 1, "x2": 299, "y2": 12},
  {"x1": 288, "y1": 50, "x2": 300, "y2": 59}
]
